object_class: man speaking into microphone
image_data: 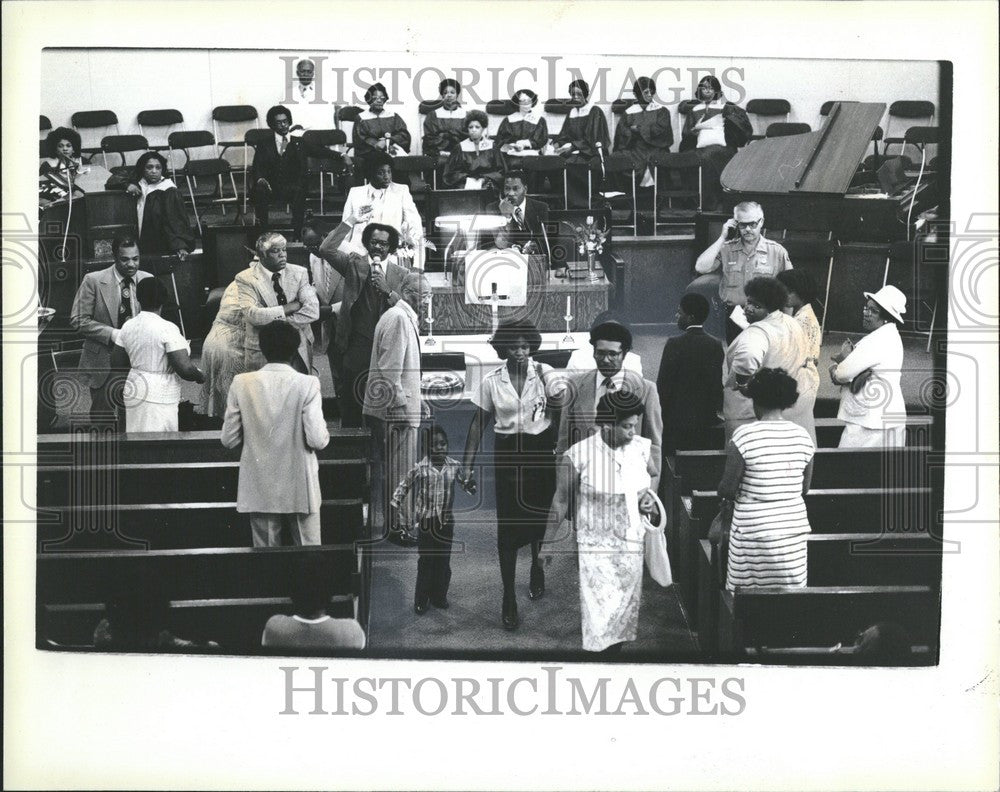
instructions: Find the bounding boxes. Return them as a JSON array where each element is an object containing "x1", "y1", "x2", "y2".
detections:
[{"x1": 318, "y1": 210, "x2": 408, "y2": 427}]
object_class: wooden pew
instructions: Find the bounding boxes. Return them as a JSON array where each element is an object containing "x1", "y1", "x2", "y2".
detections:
[
  {"x1": 697, "y1": 534, "x2": 943, "y2": 655},
  {"x1": 36, "y1": 427, "x2": 370, "y2": 466},
  {"x1": 676, "y1": 486, "x2": 933, "y2": 615},
  {"x1": 37, "y1": 545, "x2": 363, "y2": 652},
  {"x1": 37, "y1": 459, "x2": 368, "y2": 504},
  {"x1": 716, "y1": 584, "x2": 939, "y2": 664},
  {"x1": 37, "y1": 498, "x2": 366, "y2": 550}
]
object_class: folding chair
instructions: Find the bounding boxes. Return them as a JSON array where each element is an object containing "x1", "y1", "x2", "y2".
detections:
[
  {"x1": 212, "y1": 105, "x2": 260, "y2": 168},
  {"x1": 300, "y1": 129, "x2": 348, "y2": 214},
  {"x1": 901, "y1": 126, "x2": 939, "y2": 240},
  {"x1": 745, "y1": 98, "x2": 790, "y2": 141},
  {"x1": 137, "y1": 109, "x2": 185, "y2": 168},
  {"x1": 485, "y1": 99, "x2": 517, "y2": 138},
  {"x1": 167, "y1": 130, "x2": 240, "y2": 233},
  {"x1": 651, "y1": 150, "x2": 701, "y2": 236},
  {"x1": 71, "y1": 110, "x2": 120, "y2": 163},
  {"x1": 241, "y1": 128, "x2": 274, "y2": 217},
  {"x1": 765, "y1": 122, "x2": 812, "y2": 138},
  {"x1": 543, "y1": 97, "x2": 573, "y2": 147},
  {"x1": 886, "y1": 239, "x2": 939, "y2": 351},
  {"x1": 882, "y1": 100, "x2": 935, "y2": 159},
  {"x1": 416, "y1": 99, "x2": 440, "y2": 156},
  {"x1": 392, "y1": 154, "x2": 436, "y2": 197},
  {"x1": 100, "y1": 135, "x2": 150, "y2": 180},
  {"x1": 336, "y1": 105, "x2": 363, "y2": 156},
  {"x1": 598, "y1": 152, "x2": 638, "y2": 237},
  {"x1": 520, "y1": 155, "x2": 568, "y2": 210},
  {"x1": 40, "y1": 115, "x2": 52, "y2": 138}
]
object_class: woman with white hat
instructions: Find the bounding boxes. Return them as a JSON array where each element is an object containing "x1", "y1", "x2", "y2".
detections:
[{"x1": 829, "y1": 285, "x2": 907, "y2": 448}]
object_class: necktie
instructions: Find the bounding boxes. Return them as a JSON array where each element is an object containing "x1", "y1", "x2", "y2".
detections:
[
  {"x1": 279, "y1": 135, "x2": 288, "y2": 155},
  {"x1": 118, "y1": 277, "x2": 133, "y2": 327},
  {"x1": 272, "y1": 272, "x2": 287, "y2": 306},
  {"x1": 513, "y1": 207, "x2": 523, "y2": 229},
  {"x1": 603, "y1": 377, "x2": 617, "y2": 393}
]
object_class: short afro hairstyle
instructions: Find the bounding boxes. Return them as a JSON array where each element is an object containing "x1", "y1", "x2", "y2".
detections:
[
  {"x1": 46, "y1": 127, "x2": 82, "y2": 158},
  {"x1": 438, "y1": 78, "x2": 461, "y2": 96},
  {"x1": 490, "y1": 319, "x2": 542, "y2": 360},
  {"x1": 266, "y1": 105, "x2": 293, "y2": 128},
  {"x1": 360, "y1": 222, "x2": 400, "y2": 254},
  {"x1": 136, "y1": 277, "x2": 169, "y2": 312},
  {"x1": 133, "y1": 150, "x2": 170, "y2": 183},
  {"x1": 745, "y1": 367, "x2": 799, "y2": 410},
  {"x1": 743, "y1": 276, "x2": 789, "y2": 314},
  {"x1": 589, "y1": 320, "x2": 633, "y2": 352},
  {"x1": 365, "y1": 150, "x2": 394, "y2": 183},
  {"x1": 679, "y1": 292, "x2": 710, "y2": 324},
  {"x1": 503, "y1": 170, "x2": 528, "y2": 187},
  {"x1": 568, "y1": 79, "x2": 591, "y2": 100},
  {"x1": 463, "y1": 109, "x2": 489, "y2": 132},
  {"x1": 777, "y1": 268, "x2": 818, "y2": 305},
  {"x1": 632, "y1": 76, "x2": 657, "y2": 103},
  {"x1": 364, "y1": 82, "x2": 389, "y2": 104},
  {"x1": 594, "y1": 389, "x2": 645, "y2": 426},
  {"x1": 259, "y1": 321, "x2": 301, "y2": 363}
]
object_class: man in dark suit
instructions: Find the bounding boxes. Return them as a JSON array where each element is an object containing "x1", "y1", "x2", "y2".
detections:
[
  {"x1": 556, "y1": 320, "x2": 663, "y2": 486},
  {"x1": 250, "y1": 105, "x2": 306, "y2": 233},
  {"x1": 656, "y1": 293, "x2": 724, "y2": 454},
  {"x1": 486, "y1": 170, "x2": 550, "y2": 256},
  {"x1": 318, "y1": 212, "x2": 409, "y2": 427},
  {"x1": 70, "y1": 234, "x2": 153, "y2": 425}
]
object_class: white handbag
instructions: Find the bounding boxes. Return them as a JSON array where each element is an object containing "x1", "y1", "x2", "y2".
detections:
[{"x1": 641, "y1": 491, "x2": 672, "y2": 587}]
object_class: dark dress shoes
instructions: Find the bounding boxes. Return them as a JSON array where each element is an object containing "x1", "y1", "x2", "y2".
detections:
[
  {"x1": 430, "y1": 596, "x2": 449, "y2": 610},
  {"x1": 502, "y1": 593, "x2": 519, "y2": 630},
  {"x1": 528, "y1": 562, "x2": 545, "y2": 600},
  {"x1": 414, "y1": 599, "x2": 429, "y2": 615}
]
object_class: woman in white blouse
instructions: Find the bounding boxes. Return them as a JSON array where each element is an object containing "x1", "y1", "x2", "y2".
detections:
[
  {"x1": 546, "y1": 391, "x2": 659, "y2": 654},
  {"x1": 462, "y1": 320, "x2": 563, "y2": 631},
  {"x1": 829, "y1": 285, "x2": 908, "y2": 448}
]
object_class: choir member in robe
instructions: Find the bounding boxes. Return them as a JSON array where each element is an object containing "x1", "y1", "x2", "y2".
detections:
[
  {"x1": 679, "y1": 75, "x2": 753, "y2": 211},
  {"x1": 422, "y1": 78, "x2": 468, "y2": 163},
  {"x1": 442, "y1": 110, "x2": 505, "y2": 190},
  {"x1": 613, "y1": 76, "x2": 674, "y2": 189},
  {"x1": 553, "y1": 79, "x2": 611, "y2": 208},
  {"x1": 352, "y1": 81, "x2": 411, "y2": 187},
  {"x1": 494, "y1": 89, "x2": 549, "y2": 156},
  {"x1": 125, "y1": 151, "x2": 195, "y2": 258}
]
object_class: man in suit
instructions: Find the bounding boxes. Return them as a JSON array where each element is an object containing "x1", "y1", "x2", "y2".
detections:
[
  {"x1": 250, "y1": 105, "x2": 306, "y2": 233},
  {"x1": 556, "y1": 319, "x2": 663, "y2": 486},
  {"x1": 70, "y1": 234, "x2": 153, "y2": 425},
  {"x1": 363, "y1": 271, "x2": 430, "y2": 545},
  {"x1": 234, "y1": 231, "x2": 319, "y2": 375},
  {"x1": 319, "y1": 212, "x2": 409, "y2": 427},
  {"x1": 222, "y1": 321, "x2": 330, "y2": 547},
  {"x1": 301, "y1": 221, "x2": 346, "y2": 398},
  {"x1": 656, "y1": 293, "x2": 724, "y2": 455},
  {"x1": 486, "y1": 170, "x2": 550, "y2": 255}
]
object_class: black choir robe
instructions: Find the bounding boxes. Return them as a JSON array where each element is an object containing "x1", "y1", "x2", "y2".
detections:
[
  {"x1": 555, "y1": 104, "x2": 611, "y2": 208},
  {"x1": 422, "y1": 107, "x2": 467, "y2": 161},
  {"x1": 613, "y1": 104, "x2": 674, "y2": 173},
  {"x1": 137, "y1": 185, "x2": 195, "y2": 256},
  {"x1": 442, "y1": 139, "x2": 505, "y2": 190}
]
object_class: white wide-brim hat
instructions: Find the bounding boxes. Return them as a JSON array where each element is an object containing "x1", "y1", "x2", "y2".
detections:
[{"x1": 863, "y1": 284, "x2": 907, "y2": 324}]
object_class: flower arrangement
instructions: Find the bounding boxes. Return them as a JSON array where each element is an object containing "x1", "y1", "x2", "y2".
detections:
[{"x1": 573, "y1": 215, "x2": 608, "y2": 259}]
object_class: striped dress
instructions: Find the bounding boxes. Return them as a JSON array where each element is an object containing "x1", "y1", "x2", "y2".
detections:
[{"x1": 725, "y1": 420, "x2": 815, "y2": 591}]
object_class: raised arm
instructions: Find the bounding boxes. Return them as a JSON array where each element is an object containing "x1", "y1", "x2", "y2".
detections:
[
  {"x1": 695, "y1": 219, "x2": 737, "y2": 274},
  {"x1": 318, "y1": 218, "x2": 359, "y2": 277}
]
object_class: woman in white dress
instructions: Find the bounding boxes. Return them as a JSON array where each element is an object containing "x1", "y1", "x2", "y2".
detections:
[{"x1": 547, "y1": 390, "x2": 660, "y2": 654}]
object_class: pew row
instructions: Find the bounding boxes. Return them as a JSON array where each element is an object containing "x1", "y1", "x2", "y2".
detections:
[
  {"x1": 696, "y1": 535, "x2": 943, "y2": 656},
  {"x1": 37, "y1": 545, "x2": 365, "y2": 652},
  {"x1": 696, "y1": 415, "x2": 932, "y2": 452}
]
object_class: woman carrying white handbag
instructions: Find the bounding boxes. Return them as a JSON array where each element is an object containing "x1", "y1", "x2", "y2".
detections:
[{"x1": 546, "y1": 391, "x2": 670, "y2": 655}]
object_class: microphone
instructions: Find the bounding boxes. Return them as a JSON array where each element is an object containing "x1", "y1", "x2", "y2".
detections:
[{"x1": 596, "y1": 141, "x2": 606, "y2": 181}]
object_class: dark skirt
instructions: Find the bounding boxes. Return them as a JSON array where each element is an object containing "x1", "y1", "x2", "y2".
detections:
[{"x1": 493, "y1": 427, "x2": 557, "y2": 550}]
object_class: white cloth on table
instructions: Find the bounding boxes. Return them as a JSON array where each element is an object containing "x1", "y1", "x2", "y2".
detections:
[{"x1": 565, "y1": 431, "x2": 652, "y2": 652}]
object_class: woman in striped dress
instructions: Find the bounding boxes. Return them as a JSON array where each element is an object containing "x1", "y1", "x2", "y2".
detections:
[{"x1": 718, "y1": 368, "x2": 815, "y2": 591}]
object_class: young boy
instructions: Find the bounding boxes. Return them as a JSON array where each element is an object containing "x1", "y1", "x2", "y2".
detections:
[{"x1": 390, "y1": 425, "x2": 462, "y2": 614}]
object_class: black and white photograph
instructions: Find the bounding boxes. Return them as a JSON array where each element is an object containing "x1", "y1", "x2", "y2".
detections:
[{"x1": 4, "y1": 2, "x2": 997, "y2": 790}]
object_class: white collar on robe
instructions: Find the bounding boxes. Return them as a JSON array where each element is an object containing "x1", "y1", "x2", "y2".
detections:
[
  {"x1": 136, "y1": 177, "x2": 176, "y2": 228},
  {"x1": 359, "y1": 109, "x2": 397, "y2": 121},
  {"x1": 625, "y1": 102, "x2": 660, "y2": 115},
  {"x1": 694, "y1": 97, "x2": 727, "y2": 112},
  {"x1": 507, "y1": 107, "x2": 543, "y2": 124},
  {"x1": 435, "y1": 104, "x2": 465, "y2": 118},
  {"x1": 568, "y1": 100, "x2": 596, "y2": 119},
  {"x1": 458, "y1": 137, "x2": 490, "y2": 152}
]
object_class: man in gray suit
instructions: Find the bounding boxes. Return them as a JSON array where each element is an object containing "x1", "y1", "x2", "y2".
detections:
[
  {"x1": 70, "y1": 234, "x2": 153, "y2": 425},
  {"x1": 363, "y1": 271, "x2": 430, "y2": 545},
  {"x1": 556, "y1": 320, "x2": 663, "y2": 487}
]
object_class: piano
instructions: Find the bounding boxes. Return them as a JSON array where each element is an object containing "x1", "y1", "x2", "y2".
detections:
[{"x1": 721, "y1": 102, "x2": 912, "y2": 241}]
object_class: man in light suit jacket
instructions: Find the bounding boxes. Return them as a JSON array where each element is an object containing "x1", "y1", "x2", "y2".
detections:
[
  {"x1": 70, "y1": 234, "x2": 153, "y2": 424},
  {"x1": 656, "y1": 293, "x2": 724, "y2": 454},
  {"x1": 363, "y1": 271, "x2": 430, "y2": 545},
  {"x1": 556, "y1": 320, "x2": 663, "y2": 487},
  {"x1": 221, "y1": 321, "x2": 330, "y2": 547},
  {"x1": 234, "y1": 231, "x2": 319, "y2": 374},
  {"x1": 319, "y1": 212, "x2": 409, "y2": 427},
  {"x1": 486, "y1": 171, "x2": 550, "y2": 255}
]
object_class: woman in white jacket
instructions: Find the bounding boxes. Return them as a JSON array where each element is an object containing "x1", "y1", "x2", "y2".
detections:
[{"x1": 829, "y1": 285, "x2": 908, "y2": 448}]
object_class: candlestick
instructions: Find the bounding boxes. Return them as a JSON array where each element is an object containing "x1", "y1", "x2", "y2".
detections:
[{"x1": 563, "y1": 294, "x2": 574, "y2": 343}]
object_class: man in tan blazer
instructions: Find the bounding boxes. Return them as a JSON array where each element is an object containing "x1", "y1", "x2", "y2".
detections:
[
  {"x1": 234, "y1": 231, "x2": 319, "y2": 374},
  {"x1": 221, "y1": 321, "x2": 330, "y2": 547},
  {"x1": 556, "y1": 320, "x2": 664, "y2": 488},
  {"x1": 70, "y1": 234, "x2": 153, "y2": 424},
  {"x1": 363, "y1": 271, "x2": 430, "y2": 544}
]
